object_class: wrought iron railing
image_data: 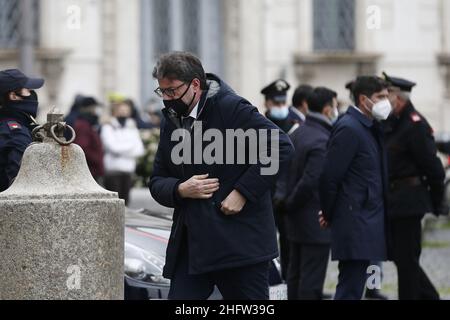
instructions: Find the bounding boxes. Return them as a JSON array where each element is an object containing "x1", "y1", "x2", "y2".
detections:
[
  {"x1": 313, "y1": 0, "x2": 355, "y2": 52},
  {"x1": 0, "y1": 0, "x2": 39, "y2": 49}
]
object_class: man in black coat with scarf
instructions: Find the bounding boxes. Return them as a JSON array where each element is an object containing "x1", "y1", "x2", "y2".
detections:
[{"x1": 149, "y1": 52, "x2": 294, "y2": 300}]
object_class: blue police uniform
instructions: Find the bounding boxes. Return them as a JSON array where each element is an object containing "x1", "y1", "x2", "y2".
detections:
[
  {"x1": 261, "y1": 79, "x2": 298, "y2": 281},
  {"x1": 0, "y1": 69, "x2": 44, "y2": 192},
  {"x1": 383, "y1": 72, "x2": 445, "y2": 300},
  {"x1": 0, "y1": 110, "x2": 34, "y2": 191}
]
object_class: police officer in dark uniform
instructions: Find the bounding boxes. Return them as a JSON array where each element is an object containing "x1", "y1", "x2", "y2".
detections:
[
  {"x1": 261, "y1": 79, "x2": 299, "y2": 281},
  {"x1": 383, "y1": 72, "x2": 447, "y2": 300},
  {"x1": 0, "y1": 69, "x2": 44, "y2": 192},
  {"x1": 262, "y1": 79, "x2": 300, "y2": 135}
]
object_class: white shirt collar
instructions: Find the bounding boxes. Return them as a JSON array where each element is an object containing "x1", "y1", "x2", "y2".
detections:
[
  {"x1": 352, "y1": 105, "x2": 364, "y2": 114},
  {"x1": 184, "y1": 102, "x2": 199, "y2": 120},
  {"x1": 290, "y1": 106, "x2": 306, "y2": 122}
]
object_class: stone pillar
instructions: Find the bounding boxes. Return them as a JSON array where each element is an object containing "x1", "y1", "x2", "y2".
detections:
[{"x1": 0, "y1": 111, "x2": 124, "y2": 300}]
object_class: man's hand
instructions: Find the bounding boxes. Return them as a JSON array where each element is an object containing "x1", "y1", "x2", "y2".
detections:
[
  {"x1": 318, "y1": 211, "x2": 329, "y2": 229},
  {"x1": 178, "y1": 174, "x2": 220, "y2": 199},
  {"x1": 221, "y1": 190, "x2": 247, "y2": 216}
]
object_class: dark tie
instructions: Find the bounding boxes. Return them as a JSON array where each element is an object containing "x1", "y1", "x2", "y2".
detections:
[{"x1": 182, "y1": 116, "x2": 195, "y2": 131}]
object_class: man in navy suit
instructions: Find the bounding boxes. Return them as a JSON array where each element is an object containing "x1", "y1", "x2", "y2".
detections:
[
  {"x1": 319, "y1": 76, "x2": 391, "y2": 300},
  {"x1": 290, "y1": 84, "x2": 314, "y2": 124},
  {"x1": 284, "y1": 87, "x2": 337, "y2": 300}
]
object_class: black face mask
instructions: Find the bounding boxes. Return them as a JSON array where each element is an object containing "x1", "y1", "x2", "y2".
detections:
[
  {"x1": 163, "y1": 82, "x2": 196, "y2": 118},
  {"x1": 117, "y1": 117, "x2": 127, "y2": 127},
  {"x1": 16, "y1": 90, "x2": 38, "y2": 103},
  {"x1": 5, "y1": 90, "x2": 39, "y2": 118}
]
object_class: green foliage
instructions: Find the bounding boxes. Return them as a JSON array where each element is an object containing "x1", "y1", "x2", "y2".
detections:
[{"x1": 135, "y1": 128, "x2": 161, "y2": 186}]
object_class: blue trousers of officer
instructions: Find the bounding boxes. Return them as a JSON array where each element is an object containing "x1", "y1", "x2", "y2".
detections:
[
  {"x1": 168, "y1": 241, "x2": 270, "y2": 300},
  {"x1": 334, "y1": 260, "x2": 370, "y2": 300}
]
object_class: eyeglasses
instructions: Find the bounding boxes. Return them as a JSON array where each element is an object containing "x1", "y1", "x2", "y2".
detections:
[{"x1": 154, "y1": 82, "x2": 187, "y2": 98}]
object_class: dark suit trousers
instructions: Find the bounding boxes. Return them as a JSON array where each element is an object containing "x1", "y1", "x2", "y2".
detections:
[
  {"x1": 104, "y1": 171, "x2": 133, "y2": 205},
  {"x1": 335, "y1": 260, "x2": 370, "y2": 300},
  {"x1": 287, "y1": 242, "x2": 330, "y2": 300},
  {"x1": 390, "y1": 216, "x2": 440, "y2": 300},
  {"x1": 168, "y1": 239, "x2": 270, "y2": 300}
]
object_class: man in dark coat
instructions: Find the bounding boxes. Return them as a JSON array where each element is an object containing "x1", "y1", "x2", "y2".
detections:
[
  {"x1": 149, "y1": 52, "x2": 294, "y2": 300},
  {"x1": 345, "y1": 79, "x2": 389, "y2": 301},
  {"x1": 284, "y1": 87, "x2": 337, "y2": 300},
  {"x1": 291, "y1": 84, "x2": 314, "y2": 124},
  {"x1": 0, "y1": 69, "x2": 44, "y2": 192},
  {"x1": 383, "y1": 72, "x2": 447, "y2": 300},
  {"x1": 319, "y1": 76, "x2": 391, "y2": 300}
]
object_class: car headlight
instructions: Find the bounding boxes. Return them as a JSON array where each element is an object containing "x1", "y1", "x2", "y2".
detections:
[{"x1": 124, "y1": 243, "x2": 170, "y2": 285}]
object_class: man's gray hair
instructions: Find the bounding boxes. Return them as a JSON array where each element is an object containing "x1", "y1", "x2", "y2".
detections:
[
  {"x1": 397, "y1": 90, "x2": 411, "y2": 102},
  {"x1": 152, "y1": 51, "x2": 207, "y2": 89}
]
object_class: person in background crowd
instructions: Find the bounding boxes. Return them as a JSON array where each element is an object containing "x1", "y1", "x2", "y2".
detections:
[
  {"x1": 262, "y1": 79, "x2": 299, "y2": 135},
  {"x1": 291, "y1": 84, "x2": 314, "y2": 124},
  {"x1": 261, "y1": 79, "x2": 299, "y2": 281},
  {"x1": 108, "y1": 93, "x2": 156, "y2": 130},
  {"x1": 65, "y1": 94, "x2": 85, "y2": 129},
  {"x1": 73, "y1": 96, "x2": 105, "y2": 182},
  {"x1": 284, "y1": 87, "x2": 337, "y2": 300},
  {"x1": 101, "y1": 101, "x2": 145, "y2": 205},
  {"x1": 124, "y1": 98, "x2": 156, "y2": 130}
]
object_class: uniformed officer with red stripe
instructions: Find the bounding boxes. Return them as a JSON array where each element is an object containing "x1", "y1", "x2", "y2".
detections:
[
  {"x1": 0, "y1": 69, "x2": 44, "y2": 192},
  {"x1": 383, "y1": 72, "x2": 447, "y2": 300}
]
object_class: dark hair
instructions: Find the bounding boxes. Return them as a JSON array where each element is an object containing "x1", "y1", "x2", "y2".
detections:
[
  {"x1": 0, "y1": 94, "x2": 7, "y2": 107},
  {"x1": 79, "y1": 97, "x2": 100, "y2": 109},
  {"x1": 0, "y1": 91, "x2": 13, "y2": 107},
  {"x1": 123, "y1": 98, "x2": 138, "y2": 117},
  {"x1": 152, "y1": 51, "x2": 208, "y2": 90},
  {"x1": 292, "y1": 85, "x2": 314, "y2": 108},
  {"x1": 352, "y1": 76, "x2": 389, "y2": 105},
  {"x1": 308, "y1": 87, "x2": 337, "y2": 113}
]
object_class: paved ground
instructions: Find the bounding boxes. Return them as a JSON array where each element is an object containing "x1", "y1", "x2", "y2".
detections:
[
  {"x1": 323, "y1": 216, "x2": 450, "y2": 300},
  {"x1": 129, "y1": 188, "x2": 450, "y2": 300}
]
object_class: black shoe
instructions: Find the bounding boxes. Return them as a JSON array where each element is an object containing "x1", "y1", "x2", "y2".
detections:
[{"x1": 365, "y1": 289, "x2": 388, "y2": 300}]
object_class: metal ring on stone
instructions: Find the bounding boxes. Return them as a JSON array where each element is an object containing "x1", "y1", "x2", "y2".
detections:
[
  {"x1": 50, "y1": 124, "x2": 76, "y2": 146},
  {"x1": 32, "y1": 125, "x2": 45, "y2": 141}
]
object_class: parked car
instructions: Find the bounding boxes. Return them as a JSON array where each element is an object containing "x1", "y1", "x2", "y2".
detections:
[{"x1": 124, "y1": 209, "x2": 287, "y2": 300}]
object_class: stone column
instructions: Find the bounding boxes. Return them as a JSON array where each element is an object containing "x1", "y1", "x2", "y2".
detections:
[{"x1": 0, "y1": 111, "x2": 124, "y2": 300}]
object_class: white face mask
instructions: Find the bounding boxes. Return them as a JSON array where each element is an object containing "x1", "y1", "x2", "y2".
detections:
[
  {"x1": 269, "y1": 106, "x2": 289, "y2": 120},
  {"x1": 331, "y1": 107, "x2": 339, "y2": 122},
  {"x1": 366, "y1": 98, "x2": 392, "y2": 121},
  {"x1": 326, "y1": 107, "x2": 339, "y2": 123}
]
